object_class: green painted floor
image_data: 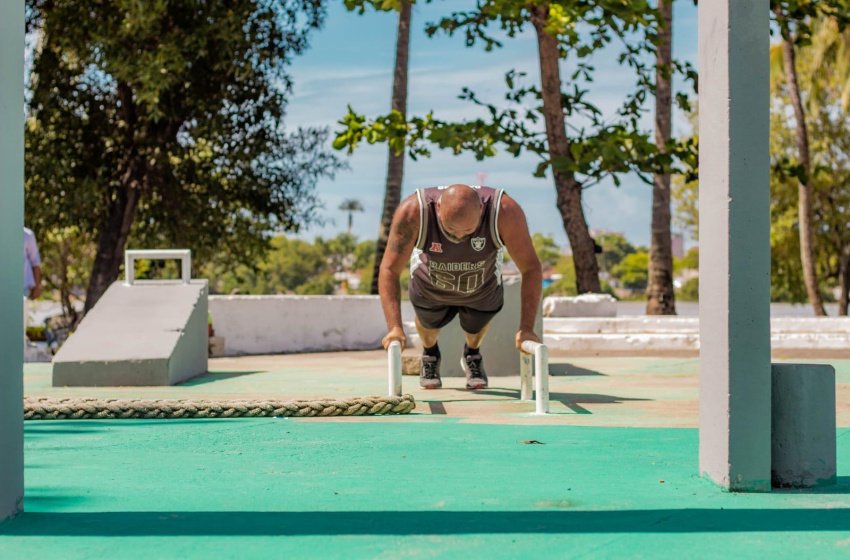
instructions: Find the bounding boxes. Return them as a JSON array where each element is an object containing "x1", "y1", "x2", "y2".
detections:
[{"x1": 2, "y1": 420, "x2": 850, "y2": 559}]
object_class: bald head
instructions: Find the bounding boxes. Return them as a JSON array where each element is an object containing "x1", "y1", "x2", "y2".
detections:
[{"x1": 437, "y1": 184, "x2": 483, "y2": 243}]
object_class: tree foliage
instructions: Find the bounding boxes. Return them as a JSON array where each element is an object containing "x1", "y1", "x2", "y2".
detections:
[
  {"x1": 595, "y1": 232, "x2": 636, "y2": 275},
  {"x1": 335, "y1": 1, "x2": 696, "y2": 186},
  {"x1": 203, "y1": 234, "x2": 377, "y2": 296},
  {"x1": 25, "y1": 0, "x2": 345, "y2": 308},
  {"x1": 612, "y1": 251, "x2": 649, "y2": 291}
]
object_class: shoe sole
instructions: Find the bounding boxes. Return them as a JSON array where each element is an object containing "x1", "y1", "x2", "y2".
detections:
[{"x1": 460, "y1": 357, "x2": 488, "y2": 390}]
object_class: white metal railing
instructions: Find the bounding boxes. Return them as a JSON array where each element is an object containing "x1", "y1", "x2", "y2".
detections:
[
  {"x1": 125, "y1": 249, "x2": 192, "y2": 285},
  {"x1": 386, "y1": 339, "x2": 550, "y2": 414}
]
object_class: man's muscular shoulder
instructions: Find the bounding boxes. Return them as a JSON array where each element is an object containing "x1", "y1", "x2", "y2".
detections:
[
  {"x1": 395, "y1": 193, "x2": 421, "y2": 225},
  {"x1": 388, "y1": 193, "x2": 421, "y2": 254},
  {"x1": 497, "y1": 192, "x2": 526, "y2": 229}
]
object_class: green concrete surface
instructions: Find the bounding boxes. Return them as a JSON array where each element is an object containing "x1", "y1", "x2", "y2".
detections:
[{"x1": 2, "y1": 421, "x2": 850, "y2": 559}]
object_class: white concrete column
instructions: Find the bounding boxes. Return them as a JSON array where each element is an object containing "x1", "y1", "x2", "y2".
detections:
[
  {"x1": 698, "y1": 0, "x2": 772, "y2": 491},
  {"x1": 0, "y1": 0, "x2": 25, "y2": 519}
]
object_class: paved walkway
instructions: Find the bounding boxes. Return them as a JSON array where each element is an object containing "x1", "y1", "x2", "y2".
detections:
[{"x1": 3, "y1": 353, "x2": 849, "y2": 558}]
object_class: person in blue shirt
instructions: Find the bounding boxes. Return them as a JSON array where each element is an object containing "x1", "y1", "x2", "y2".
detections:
[{"x1": 23, "y1": 227, "x2": 42, "y2": 353}]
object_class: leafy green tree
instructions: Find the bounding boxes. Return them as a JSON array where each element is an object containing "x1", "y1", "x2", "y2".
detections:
[
  {"x1": 770, "y1": 0, "x2": 850, "y2": 315},
  {"x1": 334, "y1": 0, "x2": 697, "y2": 295},
  {"x1": 36, "y1": 226, "x2": 95, "y2": 326},
  {"x1": 317, "y1": 233, "x2": 358, "y2": 273},
  {"x1": 295, "y1": 273, "x2": 336, "y2": 295},
  {"x1": 677, "y1": 277, "x2": 698, "y2": 302},
  {"x1": 25, "y1": 0, "x2": 343, "y2": 312},
  {"x1": 674, "y1": 246, "x2": 698, "y2": 273},
  {"x1": 543, "y1": 256, "x2": 578, "y2": 297},
  {"x1": 595, "y1": 232, "x2": 636, "y2": 275},
  {"x1": 532, "y1": 233, "x2": 561, "y2": 267},
  {"x1": 353, "y1": 239, "x2": 377, "y2": 271},
  {"x1": 771, "y1": 21, "x2": 850, "y2": 309},
  {"x1": 203, "y1": 235, "x2": 327, "y2": 295},
  {"x1": 612, "y1": 251, "x2": 649, "y2": 291}
]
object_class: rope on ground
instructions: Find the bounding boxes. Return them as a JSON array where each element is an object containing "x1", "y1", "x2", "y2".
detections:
[{"x1": 23, "y1": 395, "x2": 416, "y2": 420}]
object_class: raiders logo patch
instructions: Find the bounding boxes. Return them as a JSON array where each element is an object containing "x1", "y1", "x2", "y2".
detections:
[{"x1": 471, "y1": 237, "x2": 486, "y2": 251}]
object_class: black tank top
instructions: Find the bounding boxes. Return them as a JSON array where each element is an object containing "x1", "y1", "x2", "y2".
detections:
[{"x1": 408, "y1": 186, "x2": 505, "y2": 307}]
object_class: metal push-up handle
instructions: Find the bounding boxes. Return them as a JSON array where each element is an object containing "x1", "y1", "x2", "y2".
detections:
[{"x1": 387, "y1": 339, "x2": 549, "y2": 414}]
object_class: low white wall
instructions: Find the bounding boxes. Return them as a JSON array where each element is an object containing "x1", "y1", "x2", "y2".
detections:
[{"x1": 210, "y1": 295, "x2": 402, "y2": 356}]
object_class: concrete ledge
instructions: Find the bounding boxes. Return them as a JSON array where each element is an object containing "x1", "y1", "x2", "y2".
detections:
[
  {"x1": 545, "y1": 317, "x2": 850, "y2": 335},
  {"x1": 771, "y1": 363, "x2": 837, "y2": 488},
  {"x1": 542, "y1": 294, "x2": 617, "y2": 317}
]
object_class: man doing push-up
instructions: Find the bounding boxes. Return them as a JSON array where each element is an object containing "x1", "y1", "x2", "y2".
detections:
[{"x1": 379, "y1": 184, "x2": 542, "y2": 390}]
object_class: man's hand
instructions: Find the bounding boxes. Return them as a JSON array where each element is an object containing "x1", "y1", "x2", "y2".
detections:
[
  {"x1": 382, "y1": 326, "x2": 407, "y2": 351},
  {"x1": 29, "y1": 286, "x2": 41, "y2": 299},
  {"x1": 516, "y1": 327, "x2": 540, "y2": 353}
]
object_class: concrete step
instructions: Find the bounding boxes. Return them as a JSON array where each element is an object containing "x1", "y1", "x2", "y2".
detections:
[{"x1": 544, "y1": 316, "x2": 850, "y2": 335}]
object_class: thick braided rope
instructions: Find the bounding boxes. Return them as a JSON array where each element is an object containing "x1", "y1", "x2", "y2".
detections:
[{"x1": 24, "y1": 395, "x2": 416, "y2": 420}]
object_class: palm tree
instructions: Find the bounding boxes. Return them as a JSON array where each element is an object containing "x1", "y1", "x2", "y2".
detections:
[
  {"x1": 339, "y1": 199, "x2": 364, "y2": 235},
  {"x1": 529, "y1": 3, "x2": 601, "y2": 294},
  {"x1": 771, "y1": 7, "x2": 827, "y2": 316},
  {"x1": 370, "y1": 1, "x2": 412, "y2": 294},
  {"x1": 809, "y1": 17, "x2": 850, "y2": 113},
  {"x1": 646, "y1": 0, "x2": 676, "y2": 315}
]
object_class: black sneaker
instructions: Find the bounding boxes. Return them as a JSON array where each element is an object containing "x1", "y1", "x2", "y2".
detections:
[
  {"x1": 420, "y1": 355, "x2": 442, "y2": 389},
  {"x1": 461, "y1": 353, "x2": 488, "y2": 390}
]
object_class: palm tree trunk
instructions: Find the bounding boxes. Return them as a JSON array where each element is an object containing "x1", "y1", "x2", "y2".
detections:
[
  {"x1": 530, "y1": 3, "x2": 600, "y2": 294},
  {"x1": 646, "y1": 0, "x2": 676, "y2": 315},
  {"x1": 776, "y1": 9, "x2": 827, "y2": 316},
  {"x1": 370, "y1": 1, "x2": 411, "y2": 294}
]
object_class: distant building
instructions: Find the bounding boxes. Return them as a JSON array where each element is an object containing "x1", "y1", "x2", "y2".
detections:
[
  {"x1": 671, "y1": 233, "x2": 685, "y2": 259},
  {"x1": 589, "y1": 228, "x2": 626, "y2": 239}
]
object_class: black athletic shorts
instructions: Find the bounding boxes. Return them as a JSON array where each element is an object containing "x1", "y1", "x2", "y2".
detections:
[{"x1": 410, "y1": 293, "x2": 504, "y2": 334}]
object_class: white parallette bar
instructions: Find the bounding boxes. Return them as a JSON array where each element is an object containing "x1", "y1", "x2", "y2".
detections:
[
  {"x1": 521, "y1": 340, "x2": 550, "y2": 414},
  {"x1": 387, "y1": 341, "x2": 402, "y2": 397},
  {"x1": 520, "y1": 352, "x2": 533, "y2": 401},
  {"x1": 125, "y1": 249, "x2": 192, "y2": 285}
]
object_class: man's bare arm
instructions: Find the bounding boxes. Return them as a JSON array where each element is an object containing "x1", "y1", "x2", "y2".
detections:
[
  {"x1": 378, "y1": 195, "x2": 420, "y2": 349},
  {"x1": 497, "y1": 194, "x2": 543, "y2": 349},
  {"x1": 31, "y1": 265, "x2": 42, "y2": 299}
]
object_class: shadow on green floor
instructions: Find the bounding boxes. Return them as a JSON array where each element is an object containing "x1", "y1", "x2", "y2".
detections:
[
  {"x1": 549, "y1": 364, "x2": 605, "y2": 376},
  {"x1": 424, "y1": 390, "x2": 650, "y2": 415},
  {"x1": 178, "y1": 371, "x2": 264, "y2": 386},
  {"x1": 4, "y1": 508, "x2": 850, "y2": 536}
]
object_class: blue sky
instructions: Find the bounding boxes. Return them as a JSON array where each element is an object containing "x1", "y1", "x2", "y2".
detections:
[{"x1": 285, "y1": 1, "x2": 699, "y2": 248}]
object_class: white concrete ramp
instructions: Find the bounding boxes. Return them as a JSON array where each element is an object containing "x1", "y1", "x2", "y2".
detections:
[{"x1": 53, "y1": 280, "x2": 208, "y2": 386}]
